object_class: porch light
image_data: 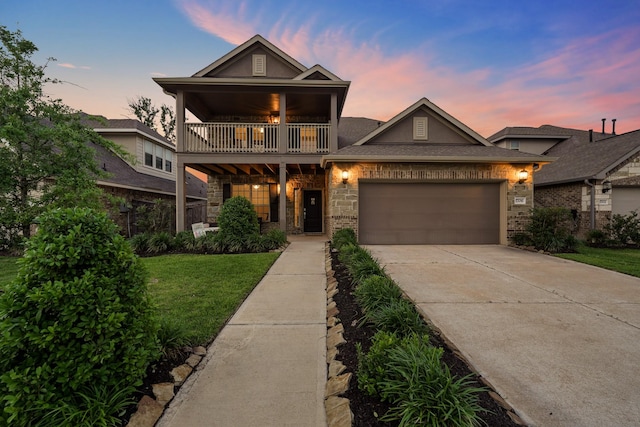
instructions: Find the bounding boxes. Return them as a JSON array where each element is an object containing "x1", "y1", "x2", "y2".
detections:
[
  {"x1": 341, "y1": 170, "x2": 349, "y2": 184},
  {"x1": 602, "y1": 180, "x2": 612, "y2": 193},
  {"x1": 253, "y1": 184, "x2": 260, "y2": 190},
  {"x1": 518, "y1": 169, "x2": 528, "y2": 184}
]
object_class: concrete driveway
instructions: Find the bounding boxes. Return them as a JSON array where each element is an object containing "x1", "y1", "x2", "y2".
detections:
[{"x1": 366, "y1": 245, "x2": 640, "y2": 427}]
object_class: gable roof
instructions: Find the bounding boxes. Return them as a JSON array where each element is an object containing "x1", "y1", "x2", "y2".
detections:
[
  {"x1": 193, "y1": 34, "x2": 307, "y2": 77},
  {"x1": 354, "y1": 98, "x2": 491, "y2": 147},
  {"x1": 489, "y1": 125, "x2": 610, "y2": 145},
  {"x1": 93, "y1": 142, "x2": 206, "y2": 200},
  {"x1": 535, "y1": 129, "x2": 640, "y2": 185},
  {"x1": 294, "y1": 64, "x2": 342, "y2": 81}
]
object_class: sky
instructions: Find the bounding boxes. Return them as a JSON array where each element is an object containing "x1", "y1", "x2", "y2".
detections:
[{"x1": 2, "y1": 0, "x2": 640, "y2": 137}]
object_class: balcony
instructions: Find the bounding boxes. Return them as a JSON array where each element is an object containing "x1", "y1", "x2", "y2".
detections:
[{"x1": 184, "y1": 123, "x2": 331, "y2": 154}]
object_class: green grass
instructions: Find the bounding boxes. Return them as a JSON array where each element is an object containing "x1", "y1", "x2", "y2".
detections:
[
  {"x1": 142, "y1": 253, "x2": 279, "y2": 345},
  {"x1": 0, "y1": 256, "x2": 20, "y2": 289},
  {"x1": 0, "y1": 253, "x2": 280, "y2": 346},
  {"x1": 556, "y1": 245, "x2": 640, "y2": 278}
]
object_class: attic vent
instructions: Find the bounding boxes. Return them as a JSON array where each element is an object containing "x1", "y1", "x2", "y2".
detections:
[
  {"x1": 252, "y1": 54, "x2": 266, "y2": 76},
  {"x1": 413, "y1": 117, "x2": 428, "y2": 141}
]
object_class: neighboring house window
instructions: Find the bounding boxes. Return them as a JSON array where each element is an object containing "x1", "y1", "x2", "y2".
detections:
[
  {"x1": 155, "y1": 146, "x2": 163, "y2": 170},
  {"x1": 252, "y1": 54, "x2": 266, "y2": 76},
  {"x1": 413, "y1": 117, "x2": 428, "y2": 141},
  {"x1": 144, "y1": 141, "x2": 154, "y2": 167},
  {"x1": 509, "y1": 141, "x2": 520, "y2": 151},
  {"x1": 165, "y1": 155, "x2": 172, "y2": 173}
]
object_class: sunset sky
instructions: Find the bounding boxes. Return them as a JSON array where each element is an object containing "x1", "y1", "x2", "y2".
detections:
[{"x1": 3, "y1": 0, "x2": 640, "y2": 137}]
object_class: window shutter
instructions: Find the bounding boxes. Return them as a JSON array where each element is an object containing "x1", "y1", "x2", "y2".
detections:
[
  {"x1": 252, "y1": 54, "x2": 266, "y2": 76},
  {"x1": 413, "y1": 117, "x2": 428, "y2": 140}
]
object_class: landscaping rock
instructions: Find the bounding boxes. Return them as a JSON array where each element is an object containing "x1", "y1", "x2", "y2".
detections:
[
  {"x1": 152, "y1": 382, "x2": 175, "y2": 406},
  {"x1": 328, "y1": 359, "x2": 346, "y2": 377},
  {"x1": 170, "y1": 364, "x2": 193, "y2": 386},
  {"x1": 325, "y1": 396, "x2": 353, "y2": 427},
  {"x1": 185, "y1": 354, "x2": 202, "y2": 368},
  {"x1": 126, "y1": 395, "x2": 164, "y2": 427},
  {"x1": 192, "y1": 346, "x2": 207, "y2": 356},
  {"x1": 325, "y1": 373, "x2": 352, "y2": 398}
]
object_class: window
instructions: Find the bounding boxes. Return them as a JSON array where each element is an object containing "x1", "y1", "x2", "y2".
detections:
[
  {"x1": 155, "y1": 146, "x2": 163, "y2": 170},
  {"x1": 413, "y1": 117, "x2": 428, "y2": 141},
  {"x1": 165, "y1": 156, "x2": 172, "y2": 173},
  {"x1": 144, "y1": 141, "x2": 153, "y2": 167},
  {"x1": 252, "y1": 54, "x2": 266, "y2": 76},
  {"x1": 509, "y1": 141, "x2": 520, "y2": 151},
  {"x1": 232, "y1": 184, "x2": 271, "y2": 222}
]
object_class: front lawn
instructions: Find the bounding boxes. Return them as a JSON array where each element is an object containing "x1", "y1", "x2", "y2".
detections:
[
  {"x1": 0, "y1": 253, "x2": 280, "y2": 345},
  {"x1": 556, "y1": 245, "x2": 640, "y2": 278},
  {"x1": 142, "y1": 253, "x2": 279, "y2": 345}
]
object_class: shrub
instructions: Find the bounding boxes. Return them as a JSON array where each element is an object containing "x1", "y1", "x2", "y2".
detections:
[
  {"x1": 511, "y1": 231, "x2": 533, "y2": 247},
  {"x1": 332, "y1": 228, "x2": 357, "y2": 250},
  {"x1": 604, "y1": 211, "x2": 640, "y2": 246},
  {"x1": 347, "y1": 246, "x2": 385, "y2": 285},
  {"x1": 129, "y1": 232, "x2": 151, "y2": 254},
  {"x1": 365, "y1": 299, "x2": 430, "y2": 337},
  {"x1": 260, "y1": 228, "x2": 287, "y2": 250},
  {"x1": 0, "y1": 208, "x2": 159, "y2": 426},
  {"x1": 147, "y1": 231, "x2": 173, "y2": 254},
  {"x1": 585, "y1": 229, "x2": 607, "y2": 247},
  {"x1": 356, "y1": 330, "x2": 402, "y2": 396},
  {"x1": 173, "y1": 230, "x2": 196, "y2": 252},
  {"x1": 378, "y1": 334, "x2": 485, "y2": 426},
  {"x1": 337, "y1": 242, "x2": 358, "y2": 265},
  {"x1": 217, "y1": 196, "x2": 259, "y2": 242},
  {"x1": 354, "y1": 275, "x2": 403, "y2": 314},
  {"x1": 526, "y1": 207, "x2": 577, "y2": 253}
]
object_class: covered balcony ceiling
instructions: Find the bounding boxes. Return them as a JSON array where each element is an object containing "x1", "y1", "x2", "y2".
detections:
[
  {"x1": 186, "y1": 91, "x2": 332, "y2": 122},
  {"x1": 188, "y1": 162, "x2": 322, "y2": 177}
]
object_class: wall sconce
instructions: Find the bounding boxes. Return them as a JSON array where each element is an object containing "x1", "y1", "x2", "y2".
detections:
[
  {"x1": 602, "y1": 180, "x2": 612, "y2": 193},
  {"x1": 253, "y1": 184, "x2": 260, "y2": 190},
  {"x1": 518, "y1": 169, "x2": 529, "y2": 184},
  {"x1": 341, "y1": 170, "x2": 349, "y2": 184}
]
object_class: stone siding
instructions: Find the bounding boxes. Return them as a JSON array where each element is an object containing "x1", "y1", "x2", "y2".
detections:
[{"x1": 326, "y1": 162, "x2": 534, "y2": 243}]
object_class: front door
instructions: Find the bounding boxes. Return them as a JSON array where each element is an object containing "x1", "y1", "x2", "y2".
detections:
[{"x1": 303, "y1": 190, "x2": 322, "y2": 232}]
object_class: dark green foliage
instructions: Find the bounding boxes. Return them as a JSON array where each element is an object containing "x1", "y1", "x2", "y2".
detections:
[
  {"x1": 157, "y1": 319, "x2": 189, "y2": 357},
  {"x1": 585, "y1": 229, "x2": 607, "y2": 247},
  {"x1": 0, "y1": 26, "x2": 126, "y2": 250},
  {"x1": 332, "y1": 228, "x2": 357, "y2": 250},
  {"x1": 378, "y1": 335, "x2": 486, "y2": 427},
  {"x1": 604, "y1": 211, "x2": 640, "y2": 246},
  {"x1": 354, "y1": 275, "x2": 403, "y2": 314},
  {"x1": 346, "y1": 246, "x2": 385, "y2": 285},
  {"x1": 337, "y1": 242, "x2": 358, "y2": 264},
  {"x1": 217, "y1": 196, "x2": 260, "y2": 241},
  {"x1": 135, "y1": 199, "x2": 174, "y2": 234},
  {"x1": 172, "y1": 230, "x2": 196, "y2": 250},
  {"x1": 356, "y1": 330, "x2": 402, "y2": 396},
  {"x1": 0, "y1": 208, "x2": 159, "y2": 426},
  {"x1": 526, "y1": 207, "x2": 578, "y2": 253},
  {"x1": 260, "y1": 228, "x2": 287, "y2": 250},
  {"x1": 511, "y1": 232, "x2": 533, "y2": 246},
  {"x1": 147, "y1": 231, "x2": 173, "y2": 254},
  {"x1": 365, "y1": 299, "x2": 430, "y2": 337}
]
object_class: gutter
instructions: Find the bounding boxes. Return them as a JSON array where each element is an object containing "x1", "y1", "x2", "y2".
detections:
[{"x1": 584, "y1": 179, "x2": 595, "y2": 230}]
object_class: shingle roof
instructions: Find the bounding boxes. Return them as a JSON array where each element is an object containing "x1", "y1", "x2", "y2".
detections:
[
  {"x1": 92, "y1": 143, "x2": 206, "y2": 200},
  {"x1": 323, "y1": 143, "x2": 548, "y2": 165},
  {"x1": 82, "y1": 115, "x2": 171, "y2": 146},
  {"x1": 535, "y1": 129, "x2": 640, "y2": 185},
  {"x1": 488, "y1": 125, "x2": 609, "y2": 145},
  {"x1": 337, "y1": 117, "x2": 383, "y2": 149}
]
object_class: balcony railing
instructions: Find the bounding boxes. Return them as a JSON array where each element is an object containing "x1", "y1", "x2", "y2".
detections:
[{"x1": 184, "y1": 123, "x2": 330, "y2": 154}]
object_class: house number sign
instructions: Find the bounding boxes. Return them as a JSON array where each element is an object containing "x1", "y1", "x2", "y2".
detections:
[{"x1": 514, "y1": 196, "x2": 526, "y2": 205}]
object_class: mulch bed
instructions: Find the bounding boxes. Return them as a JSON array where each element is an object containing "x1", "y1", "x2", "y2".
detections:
[{"x1": 330, "y1": 249, "x2": 523, "y2": 427}]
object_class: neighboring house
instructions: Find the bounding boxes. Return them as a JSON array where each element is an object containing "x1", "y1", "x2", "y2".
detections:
[
  {"x1": 154, "y1": 35, "x2": 549, "y2": 244},
  {"x1": 489, "y1": 124, "x2": 640, "y2": 237},
  {"x1": 85, "y1": 117, "x2": 208, "y2": 235}
]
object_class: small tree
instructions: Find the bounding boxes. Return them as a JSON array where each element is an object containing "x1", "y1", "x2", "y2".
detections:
[
  {"x1": 128, "y1": 95, "x2": 175, "y2": 143},
  {"x1": 0, "y1": 208, "x2": 159, "y2": 425},
  {"x1": 0, "y1": 26, "x2": 123, "y2": 250},
  {"x1": 526, "y1": 207, "x2": 577, "y2": 253},
  {"x1": 216, "y1": 196, "x2": 260, "y2": 252}
]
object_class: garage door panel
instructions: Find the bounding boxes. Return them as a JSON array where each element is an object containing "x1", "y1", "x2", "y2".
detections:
[
  {"x1": 612, "y1": 188, "x2": 640, "y2": 216},
  {"x1": 359, "y1": 182, "x2": 500, "y2": 245}
]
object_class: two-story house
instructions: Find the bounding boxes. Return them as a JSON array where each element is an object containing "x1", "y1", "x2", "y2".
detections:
[{"x1": 155, "y1": 35, "x2": 550, "y2": 244}]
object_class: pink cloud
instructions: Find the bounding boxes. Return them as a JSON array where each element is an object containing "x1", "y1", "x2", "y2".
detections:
[
  {"x1": 57, "y1": 63, "x2": 91, "y2": 70},
  {"x1": 174, "y1": 0, "x2": 640, "y2": 136}
]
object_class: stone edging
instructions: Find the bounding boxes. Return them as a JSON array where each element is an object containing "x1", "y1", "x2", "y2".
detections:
[
  {"x1": 324, "y1": 242, "x2": 354, "y2": 427},
  {"x1": 125, "y1": 346, "x2": 207, "y2": 427}
]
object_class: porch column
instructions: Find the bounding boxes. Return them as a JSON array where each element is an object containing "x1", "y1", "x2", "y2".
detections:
[
  {"x1": 330, "y1": 93, "x2": 338, "y2": 152},
  {"x1": 279, "y1": 162, "x2": 287, "y2": 232},
  {"x1": 279, "y1": 92, "x2": 286, "y2": 154},
  {"x1": 176, "y1": 91, "x2": 186, "y2": 232}
]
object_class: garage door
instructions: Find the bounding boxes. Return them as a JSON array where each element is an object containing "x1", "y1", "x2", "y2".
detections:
[
  {"x1": 612, "y1": 187, "x2": 640, "y2": 216},
  {"x1": 359, "y1": 182, "x2": 500, "y2": 244}
]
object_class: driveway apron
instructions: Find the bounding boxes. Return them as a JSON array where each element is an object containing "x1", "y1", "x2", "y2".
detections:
[{"x1": 366, "y1": 245, "x2": 640, "y2": 427}]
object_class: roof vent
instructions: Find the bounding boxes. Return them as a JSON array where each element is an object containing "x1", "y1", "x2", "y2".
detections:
[
  {"x1": 612, "y1": 119, "x2": 617, "y2": 135},
  {"x1": 601, "y1": 118, "x2": 606, "y2": 134}
]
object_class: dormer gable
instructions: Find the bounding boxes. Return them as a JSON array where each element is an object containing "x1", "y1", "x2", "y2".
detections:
[
  {"x1": 354, "y1": 98, "x2": 491, "y2": 146},
  {"x1": 294, "y1": 65, "x2": 343, "y2": 81},
  {"x1": 193, "y1": 34, "x2": 307, "y2": 79}
]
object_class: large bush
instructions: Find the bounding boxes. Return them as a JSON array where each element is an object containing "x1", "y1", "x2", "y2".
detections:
[
  {"x1": 604, "y1": 211, "x2": 640, "y2": 246},
  {"x1": 0, "y1": 208, "x2": 159, "y2": 426},
  {"x1": 525, "y1": 207, "x2": 577, "y2": 253},
  {"x1": 217, "y1": 196, "x2": 260, "y2": 241}
]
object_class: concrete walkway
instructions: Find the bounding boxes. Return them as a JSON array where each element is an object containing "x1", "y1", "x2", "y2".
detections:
[
  {"x1": 157, "y1": 236, "x2": 328, "y2": 427},
  {"x1": 367, "y1": 245, "x2": 640, "y2": 427}
]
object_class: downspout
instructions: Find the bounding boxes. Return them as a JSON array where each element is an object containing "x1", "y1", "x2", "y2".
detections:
[{"x1": 584, "y1": 179, "x2": 595, "y2": 230}]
